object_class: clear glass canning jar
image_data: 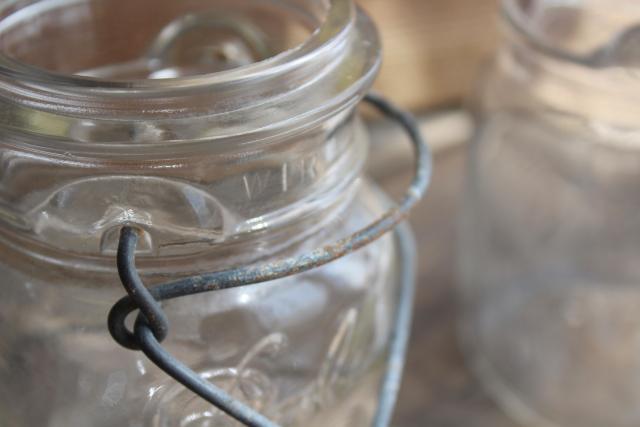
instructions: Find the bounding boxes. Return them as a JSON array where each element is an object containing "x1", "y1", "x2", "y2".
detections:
[
  {"x1": 458, "y1": 1, "x2": 640, "y2": 427},
  {"x1": 0, "y1": 1, "x2": 408, "y2": 426}
]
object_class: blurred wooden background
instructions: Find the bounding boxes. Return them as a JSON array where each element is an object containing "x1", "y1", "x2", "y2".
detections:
[{"x1": 360, "y1": 0, "x2": 500, "y2": 111}]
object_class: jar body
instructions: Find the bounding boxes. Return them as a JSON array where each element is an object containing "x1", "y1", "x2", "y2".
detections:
[
  {"x1": 0, "y1": 179, "x2": 402, "y2": 427},
  {"x1": 459, "y1": 2, "x2": 640, "y2": 427},
  {"x1": 0, "y1": 0, "x2": 403, "y2": 425}
]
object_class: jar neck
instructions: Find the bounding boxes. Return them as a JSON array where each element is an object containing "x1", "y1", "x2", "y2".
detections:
[
  {"x1": 0, "y1": 0, "x2": 380, "y2": 270},
  {"x1": 495, "y1": 0, "x2": 640, "y2": 129}
]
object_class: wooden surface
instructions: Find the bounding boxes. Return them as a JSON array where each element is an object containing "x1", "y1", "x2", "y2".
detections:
[
  {"x1": 374, "y1": 144, "x2": 521, "y2": 427},
  {"x1": 360, "y1": 0, "x2": 500, "y2": 111}
]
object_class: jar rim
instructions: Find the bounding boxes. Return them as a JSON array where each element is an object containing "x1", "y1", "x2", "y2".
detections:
[
  {"x1": 499, "y1": 0, "x2": 640, "y2": 130},
  {"x1": 0, "y1": 0, "x2": 348, "y2": 91},
  {"x1": 0, "y1": 0, "x2": 380, "y2": 128},
  {"x1": 502, "y1": 0, "x2": 640, "y2": 68}
]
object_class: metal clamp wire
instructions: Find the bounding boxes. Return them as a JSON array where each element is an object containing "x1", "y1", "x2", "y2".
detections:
[{"x1": 108, "y1": 92, "x2": 431, "y2": 426}]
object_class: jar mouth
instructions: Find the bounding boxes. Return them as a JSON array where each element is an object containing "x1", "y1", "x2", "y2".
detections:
[
  {"x1": 503, "y1": 0, "x2": 640, "y2": 68},
  {"x1": 0, "y1": 0, "x2": 380, "y2": 126},
  {"x1": 500, "y1": 0, "x2": 640, "y2": 132},
  {"x1": 0, "y1": 0, "x2": 345, "y2": 90}
]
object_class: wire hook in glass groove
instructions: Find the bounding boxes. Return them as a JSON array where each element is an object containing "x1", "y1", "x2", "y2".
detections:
[{"x1": 108, "y1": 92, "x2": 431, "y2": 426}]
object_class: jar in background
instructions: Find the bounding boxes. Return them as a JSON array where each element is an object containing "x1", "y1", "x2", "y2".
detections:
[
  {"x1": 458, "y1": 1, "x2": 640, "y2": 427},
  {"x1": 0, "y1": 1, "x2": 405, "y2": 426}
]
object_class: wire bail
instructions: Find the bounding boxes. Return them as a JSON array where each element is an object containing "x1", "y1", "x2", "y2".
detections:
[{"x1": 108, "y1": 93, "x2": 432, "y2": 427}]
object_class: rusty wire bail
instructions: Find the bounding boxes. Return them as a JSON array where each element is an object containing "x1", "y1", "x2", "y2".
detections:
[{"x1": 107, "y1": 92, "x2": 432, "y2": 427}]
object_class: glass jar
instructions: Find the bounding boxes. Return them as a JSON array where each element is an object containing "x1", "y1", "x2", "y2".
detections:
[
  {"x1": 458, "y1": 1, "x2": 640, "y2": 427},
  {"x1": 0, "y1": 1, "x2": 409, "y2": 426}
]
